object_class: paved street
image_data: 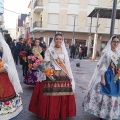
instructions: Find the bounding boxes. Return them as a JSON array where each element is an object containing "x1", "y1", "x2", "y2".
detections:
[{"x1": 14, "y1": 59, "x2": 100, "y2": 120}]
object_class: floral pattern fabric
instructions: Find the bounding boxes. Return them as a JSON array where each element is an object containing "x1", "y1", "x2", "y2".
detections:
[
  {"x1": 83, "y1": 83, "x2": 120, "y2": 120},
  {"x1": 0, "y1": 95, "x2": 22, "y2": 119},
  {"x1": 24, "y1": 70, "x2": 38, "y2": 85}
]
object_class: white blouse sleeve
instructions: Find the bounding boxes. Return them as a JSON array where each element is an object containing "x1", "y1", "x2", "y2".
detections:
[
  {"x1": 45, "y1": 49, "x2": 51, "y2": 61},
  {"x1": 97, "y1": 53, "x2": 109, "y2": 75}
]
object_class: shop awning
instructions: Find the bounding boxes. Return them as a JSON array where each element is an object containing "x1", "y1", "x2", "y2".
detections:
[{"x1": 88, "y1": 7, "x2": 120, "y2": 19}]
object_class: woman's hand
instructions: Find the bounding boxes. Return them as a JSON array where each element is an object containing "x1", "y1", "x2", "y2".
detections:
[
  {"x1": 101, "y1": 74, "x2": 106, "y2": 86},
  {"x1": 101, "y1": 79, "x2": 106, "y2": 86}
]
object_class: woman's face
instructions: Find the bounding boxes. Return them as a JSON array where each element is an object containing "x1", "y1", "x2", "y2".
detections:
[
  {"x1": 14, "y1": 40, "x2": 17, "y2": 44},
  {"x1": 35, "y1": 40, "x2": 40, "y2": 47},
  {"x1": 54, "y1": 35, "x2": 63, "y2": 47},
  {"x1": 24, "y1": 39, "x2": 28, "y2": 44},
  {"x1": 111, "y1": 37, "x2": 120, "y2": 50},
  {"x1": 22, "y1": 39, "x2": 24, "y2": 43}
]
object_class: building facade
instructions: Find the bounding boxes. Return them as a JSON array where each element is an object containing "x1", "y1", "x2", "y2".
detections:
[
  {"x1": 16, "y1": 14, "x2": 28, "y2": 38},
  {"x1": 28, "y1": 0, "x2": 120, "y2": 54},
  {"x1": 0, "y1": 0, "x2": 4, "y2": 31},
  {"x1": 7, "y1": 28, "x2": 17, "y2": 39}
]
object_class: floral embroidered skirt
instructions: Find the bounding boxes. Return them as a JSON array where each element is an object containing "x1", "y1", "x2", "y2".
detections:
[
  {"x1": 83, "y1": 82, "x2": 120, "y2": 120},
  {"x1": 29, "y1": 70, "x2": 76, "y2": 120},
  {"x1": 24, "y1": 70, "x2": 38, "y2": 85},
  {"x1": 0, "y1": 73, "x2": 23, "y2": 120}
]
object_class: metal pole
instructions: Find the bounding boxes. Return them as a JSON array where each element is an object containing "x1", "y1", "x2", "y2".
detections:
[
  {"x1": 110, "y1": 0, "x2": 117, "y2": 38},
  {"x1": 72, "y1": 16, "x2": 76, "y2": 45}
]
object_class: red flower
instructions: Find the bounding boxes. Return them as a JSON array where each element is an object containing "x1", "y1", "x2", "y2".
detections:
[
  {"x1": 4, "y1": 101, "x2": 10, "y2": 105},
  {"x1": 19, "y1": 51, "x2": 27, "y2": 57}
]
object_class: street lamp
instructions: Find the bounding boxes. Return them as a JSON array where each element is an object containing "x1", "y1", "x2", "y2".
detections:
[
  {"x1": 72, "y1": 15, "x2": 77, "y2": 45},
  {"x1": 110, "y1": 0, "x2": 117, "y2": 38}
]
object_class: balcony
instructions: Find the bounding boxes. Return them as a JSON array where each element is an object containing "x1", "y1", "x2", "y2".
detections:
[
  {"x1": 33, "y1": 21, "x2": 42, "y2": 28},
  {"x1": 34, "y1": 0, "x2": 43, "y2": 12}
]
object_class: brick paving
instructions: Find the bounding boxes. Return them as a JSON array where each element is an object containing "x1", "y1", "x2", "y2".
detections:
[{"x1": 13, "y1": 59, "x2": 100, "y2": 120}]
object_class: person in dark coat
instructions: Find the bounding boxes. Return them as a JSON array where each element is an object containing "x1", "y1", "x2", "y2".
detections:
[
  {"x1": 79, "y1": 44, "x2": 85, "y2": 59},
  {"x1": 20, "y1": 39, "x2": 32, "y2": 76},
  {"x1": 39, "y1": 38, "x2": 47, "y2": 59},
  {"x1": 6, "y1": 36, "x2": 12, "y2": 47},
  {"x1": 17, "y1": 38, "x2": 24, "y2": 63},
  {"x1": 70, "y1": 44, "x2": 76, "y2": 59},
  {"x1": 40, "y1": 46, "x2": 47, "y2": 59},
  {"x1": 84, "y1": 45, "x2": 88, "y2": 57},
  {"x1": 39, "y1": 39, "x2": 46, "y2": 49},
  {"x1": 11, "y1": 40, "x2": 19, "y2": 65},
  {"x1": 17, "y1": 38, "x2": 23, "y2": 53}
]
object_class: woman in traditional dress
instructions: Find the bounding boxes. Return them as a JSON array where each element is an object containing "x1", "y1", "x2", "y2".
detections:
[
  {"x1": 24, "y1": 39, "x2": 42, "y2": 85},
  {"x1": 32, "y1": 39, "x2": 42, "y2": 57},
  {"x1": 83, "y1": 35, "x2": 120, "y2": 120},
  {"x1": 29, "y1": 33, "x2": 76, "y2": 120},
  {"x1": 0, "y1": 33, "x2": 23, "y2": 119}
]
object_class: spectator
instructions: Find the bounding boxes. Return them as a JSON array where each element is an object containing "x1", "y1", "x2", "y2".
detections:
[
  {"x1": 11, "y1": 39, "x2": 19, "y2": 65},
  {"x1": 65, "y1": 42, "x2": 70, "y2": 56},
  {"x1": 79, "y1": 44, "x2": 84, "y2": 59},
  {"x1": 39, "y1": 38, "x2": 47, "y2": 58},
  {"x1": 17, "y1": 38, "x2": 23, "y2": 53},
  {"x1": 84, "y1": 45, "x2": 88, "y2": 57},
  {"x1": 39, "y1": 38, "x2": 46, "y2": 50},
  {"x1": 70, "y1": 44, "x2": 76, "y2": 59}
]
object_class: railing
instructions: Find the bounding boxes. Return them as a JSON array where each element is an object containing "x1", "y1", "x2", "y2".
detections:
[
  {"x1": 33, "y1": 21, "x2": 42, "y2": 28},
  {"x1": 34, "y1": 0, "x2": 43, "y2": 8}
]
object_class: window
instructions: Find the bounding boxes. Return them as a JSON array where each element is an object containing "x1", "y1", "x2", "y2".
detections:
[
  {"x1": 48, "y1": 14, "x2": 59, "y2": 25},
  {"x1": 101, "y1": 41, "x2": 107, "y2": 51},
  {"x1": 49, "y1": 0, "x2": 59, "y2": 3},
  {"x1": 106, "y1": 19, "x2": 118, "y2": 29},
  {"x1": 117, "y1": 2, "x2": 120, "y2": 8},
  {"x1": 68, "y1": 4, "x2": 79, "y2": 14},
  {"x1": 67, "y1": 15, "x2": 78, "y2": 26},
  {"x1": 49, "y1": 38, "x2": 53, "y2": 45},
  {"x1": 88, "y1": 0, "x2": 98, "y2": 5},
  {"x1": 106, "y1": 19, "x2": 111, "y2": 28},
  {"x1": 68, "y1": 0, "x2": 79, "y2": 4},
  {"x1": 87, "y1": 17, "x2": 96, "y2": 27},
  {"x1": 18, "y1": 15, "x2": 21, "y2": 19},
  {"x1": 115, "y1": 20, "x2": 118, "y2": 29}
]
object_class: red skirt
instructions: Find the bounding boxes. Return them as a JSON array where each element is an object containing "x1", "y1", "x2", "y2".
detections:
[
  {"x1": 29, "y1": 82, "x2": 76, "y2": 120},
  {"x1": 0, "y1": 73, "x2": 16, "y2": 101}
]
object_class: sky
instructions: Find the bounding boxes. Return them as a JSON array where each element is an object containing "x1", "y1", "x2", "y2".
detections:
[{"x1": 4, "y1": 0, "x2": 30, "y2": 29}]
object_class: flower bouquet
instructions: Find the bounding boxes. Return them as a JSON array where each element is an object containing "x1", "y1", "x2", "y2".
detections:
[
  {"x1": 19, "y1": 51, "x2": 27, "y2": 62},
  {"x1": 0, "y1": 57, "x2": 3, "y2": 68},
  {"x1": 27, "y1": 55, "x2": 36, "y2": 69},
  {"x1": 33, "y1": 59, "x2": 56, "y2": 81},
  {"x1": 114, "y1": 59, "x2": 120, "y2": 82}
]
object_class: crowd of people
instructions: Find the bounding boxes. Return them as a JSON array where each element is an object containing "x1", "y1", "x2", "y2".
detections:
[
  {"x1": 65, "y1": 43, "x2": 88, "y2": 59},
  {"x1": 1, "y1": 32, "x2": 120, "y2": 120},
  {"x1": 9, "y1": 38, "x2": 46, "y2": 76}
]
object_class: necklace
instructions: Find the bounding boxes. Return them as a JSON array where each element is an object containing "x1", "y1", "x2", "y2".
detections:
[{"x1": 54, "y1": 47, "x2": 62, "y2": 53}]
